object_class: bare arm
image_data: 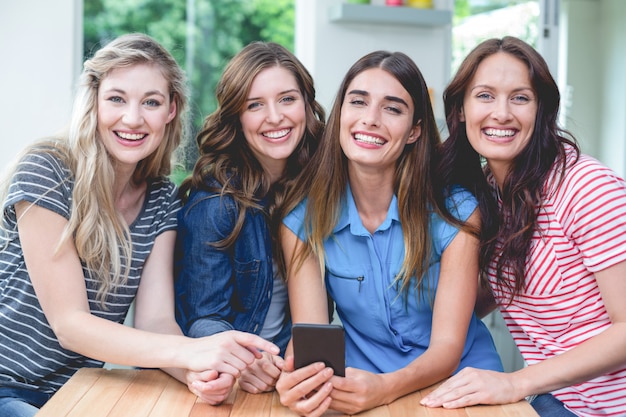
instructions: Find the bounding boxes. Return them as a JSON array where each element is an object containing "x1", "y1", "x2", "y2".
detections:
[
  {"x1": 275, "y1": 225, "x2": 334, "y2": 417},
  {"x1": 283, "y1": 226, "x2": 331, "y2": 333},
  {"x1": 422, "y1": 258, "x2": 626, "y2": 408},
  {"x1": 511, "y1": 260, "x2": 626, "y2": 396},
  {"x1": 17, "y1": 202, "x2": 277, "y2": 377}
]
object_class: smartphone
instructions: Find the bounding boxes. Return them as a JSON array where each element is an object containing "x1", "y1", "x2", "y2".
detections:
[{"x1": 292, "y1": 323, "x2": 345, "y2": 377}]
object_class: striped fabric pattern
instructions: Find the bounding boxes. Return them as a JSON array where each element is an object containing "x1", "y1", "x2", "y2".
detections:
[
  {"x1": 0, "y1": 150, "x2": 180, "y2": 395},
  {"x1": 488, "y1": 149, "x2": 626, "y2": 416}
]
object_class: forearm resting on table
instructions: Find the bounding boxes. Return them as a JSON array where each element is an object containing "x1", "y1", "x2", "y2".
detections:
[{"x1": 513, "y1": 322, "x2": 626, "y2": 397}]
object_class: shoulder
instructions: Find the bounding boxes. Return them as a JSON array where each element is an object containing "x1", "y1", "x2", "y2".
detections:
[
  {"x1": 442, "y1": 185, "x2": 478, "y2": 220},
  {"x1": 15, "y1": 145, "x2": 72, "y2": 180},
  {"x1": 178, "y1": 180, "x2": 242, "y2": 232},
  {"x1": 283, "y1": 198, "x2": 308, "y2": 235},
  {"x1": 550, "y1": 153, "x2": 626, "y2": 199},
  {"x1": 284, "y1": 198, "x2": 307, "y2": 222},
  {"x1": 6, "y1": 146, "x2": 74, "y2": 209},
  {"x1": 183, "y1": 182, "x2": 236, "y2": 213},
  {"x1": 149, "y1": 176, "x2": 178, "y2": 199}
]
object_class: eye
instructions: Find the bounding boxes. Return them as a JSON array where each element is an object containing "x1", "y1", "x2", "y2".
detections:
[
  {"x1": 511, "y1": 94, "x2": 531, "y2": 104},
  {"x1": 476, "y1": 92, "x2": 493, "y2": 101},
  {"x1": 384, "y1": 105, "x2": 402, "y2": 114},
  {"x1": 107, "y1": 96, "x2": 124, "y2": 104},
  {"x1": 280, "y1": 95, "x2": 296, "y2": 104},
  {"x1": 348, "y1": 98, "x2": 366, "y2": 106},
  {"x1": 246, "y1": 101, "x2": 262, "y2": 111},
  {"x1": 144, "y1": 98, "x2": 162, "y2": 107}
]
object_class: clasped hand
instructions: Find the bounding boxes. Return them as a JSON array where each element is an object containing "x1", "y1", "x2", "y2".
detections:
[{"x1": 276, "y1": 356, "x2": 388, "y2": 417}]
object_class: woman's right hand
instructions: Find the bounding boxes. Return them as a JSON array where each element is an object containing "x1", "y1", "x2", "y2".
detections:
[
  {"x1": 276, "y1": 356, "x2": 334, "y2": 417},
  {"x1": 186, "y1": 369, "x2": 236, "y2": 405},
  {"x1": 185, "y1": 330, "x2": 279, "y2": 378}
]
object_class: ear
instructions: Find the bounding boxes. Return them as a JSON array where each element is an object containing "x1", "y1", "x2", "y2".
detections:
[
  {"x1": 166, "y1": 99, "x2": 177, "y2": 124},
  {"x1": 407, "y1": 121, "x2": 421, "y2": 144},
  {"x1": 459, "y1": 107, "x2": 465, "y2": 122}
]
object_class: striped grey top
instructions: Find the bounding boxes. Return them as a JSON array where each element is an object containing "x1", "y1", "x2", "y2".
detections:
[{"x1": 0, "y1": 149, "x2": 180, "y2": 395}]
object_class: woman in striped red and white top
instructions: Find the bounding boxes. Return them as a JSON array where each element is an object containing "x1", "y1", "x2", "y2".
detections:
[{"x1": 421, "y1": 36, "x2": 626, "y2": 417}]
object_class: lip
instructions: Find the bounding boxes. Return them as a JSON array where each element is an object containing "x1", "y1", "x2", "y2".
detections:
[
  {"x1": 261, "y1": 127, "x2": 292, "y2": 143},
  {"x1": 481, "y1": 127, "x2": 518, "y2": 144},
  {"x1": 114, "y1": 130, "x2": 148, "y2": 146},
  {"x1": 352, "y1": 131, "x2": 387, "y2": 148}
]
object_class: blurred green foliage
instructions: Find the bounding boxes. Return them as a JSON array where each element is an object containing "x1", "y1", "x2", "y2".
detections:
[{"x1": 84, "y1": 0, "x2": 295, "y2": 179}]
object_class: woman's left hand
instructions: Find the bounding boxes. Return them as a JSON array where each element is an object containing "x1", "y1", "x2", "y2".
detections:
[
  {"x1": 239, "y1": 351, "x2": 284, "y2": 393},
  {"x1": 420, "y1": 367, "x2": 521, "y2": 408}
]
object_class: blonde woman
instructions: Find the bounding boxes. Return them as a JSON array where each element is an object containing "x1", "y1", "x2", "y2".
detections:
[{"x1": 0, "y1": 33, "x2": 277, "y2": 417}]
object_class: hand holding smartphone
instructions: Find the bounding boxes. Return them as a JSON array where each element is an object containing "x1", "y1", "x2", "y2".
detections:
[{"x1": 292, "y1": 323, "x2": 345, "y2": 377}]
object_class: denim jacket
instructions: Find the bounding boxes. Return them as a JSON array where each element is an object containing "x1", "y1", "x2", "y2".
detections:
[{"x1": 174, "y1": 183, "x2": 291, "y2": 354}]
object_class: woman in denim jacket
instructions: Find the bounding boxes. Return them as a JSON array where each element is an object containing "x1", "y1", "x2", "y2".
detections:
[{"x1": 175, "y1": 41, "x2": 325, "y2": 399}]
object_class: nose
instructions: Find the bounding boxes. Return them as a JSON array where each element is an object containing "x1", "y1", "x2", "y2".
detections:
[
  {"x1": 361, "y1": 106, "x2": 380, "y2": 127},
  {"x1": 492, "y1": 98, "x2": 513, "y2": 122},
  {"x1": 122, "y1": 105, "x2": 144, "y2": 127},
  {"x1": 266, "y1": 103, "x2": 284, "y2": 124}
]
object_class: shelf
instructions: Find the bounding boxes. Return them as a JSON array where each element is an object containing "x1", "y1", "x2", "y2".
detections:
[{"x1": 328, "y1": 3, "x2": 452, "y2": 27}]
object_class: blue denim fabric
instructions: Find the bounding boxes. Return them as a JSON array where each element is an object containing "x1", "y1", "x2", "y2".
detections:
[
  {"x1": 0, "y1": 387, "x2": 50, "y2": 417},
  {"x1": 531, "y1": 394, "x2": 578, "y2": 417},
  {"x1": 174, "y1": 185, "x2": 291, "y2": 354}
]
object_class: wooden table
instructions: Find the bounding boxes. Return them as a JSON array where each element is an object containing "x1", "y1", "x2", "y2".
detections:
[{"x1": 36, "y1": 368, "x2": 538, "y2": 416}]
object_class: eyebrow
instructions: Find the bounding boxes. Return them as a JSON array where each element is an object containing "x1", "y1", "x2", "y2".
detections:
[
  {"x1": 347, "y1": 89, "x2": 409, "y2": 107},
  {"x1": 102, "y1": 88, "x2": 167, "y2": 98},
  {"x1": 470, "y1": 84, "x2": 534, "y2": 93},
  {"x1": 246, "y1": 88, "x2": 301, "y2": 102}
]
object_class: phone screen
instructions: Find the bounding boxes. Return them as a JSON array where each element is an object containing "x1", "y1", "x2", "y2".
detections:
[{"x1": 292, "y1": 323, "x2": 345, "y2": 377}]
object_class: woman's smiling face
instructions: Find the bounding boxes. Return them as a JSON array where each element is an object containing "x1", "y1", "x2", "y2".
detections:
[
  {"x1": 97, "y1": 63, "x2": 176, "y2": 171},
  {"x1": 239, "y1": 65, "x2": 306, "y2": 182},
  {"x1": 462, "y1": 52, "x2": 538, "y2": 185},
  {"x1": 339, "y1": 68, "x2": 419, "y2": 175}
]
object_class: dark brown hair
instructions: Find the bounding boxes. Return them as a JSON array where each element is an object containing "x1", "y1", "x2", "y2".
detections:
[{"x1": 439, "y1": 36, "x2": 578, "y2": 299}]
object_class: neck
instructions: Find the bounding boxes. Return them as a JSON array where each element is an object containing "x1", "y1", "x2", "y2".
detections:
[{"x1": 348, "y1": 166, "x2": 394, "y2": 233}]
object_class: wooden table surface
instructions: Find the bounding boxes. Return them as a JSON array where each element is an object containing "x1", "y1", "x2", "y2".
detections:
[{"x1": 35, "y1": 368, "x2": 538, "y2": 417}]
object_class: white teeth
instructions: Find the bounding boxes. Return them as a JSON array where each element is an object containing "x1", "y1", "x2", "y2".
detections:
[
  {"x1": 484, "y1": 128, "x2": 515, "y2": 137},
  {"x1": 117, "y1": 132, "x2": 146, "y2": 140},
  {"x1": 354, "y1": 133, "x2": 385, "y2": 145},
  {"x1": 263, "y1": 129, "x2": 290, "y2": 139}
]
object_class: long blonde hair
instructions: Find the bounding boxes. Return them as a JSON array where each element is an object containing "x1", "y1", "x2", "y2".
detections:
[{"x1": 1, "y1": 33, "x2": 188, "y2": 304}]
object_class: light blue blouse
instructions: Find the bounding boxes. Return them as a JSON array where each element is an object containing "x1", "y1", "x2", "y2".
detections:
[{"x1": 283, "y1": 185, "x2": 503, "y2": 374}]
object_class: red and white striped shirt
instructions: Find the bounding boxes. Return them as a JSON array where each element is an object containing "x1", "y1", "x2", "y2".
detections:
[{"x1": 488, "y1": 149, "x2": 626, "y2": 416}]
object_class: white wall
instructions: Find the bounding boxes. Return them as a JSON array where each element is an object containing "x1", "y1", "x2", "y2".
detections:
[
  {"x1": 563, "y1": 0, "x2": 626, "y2": 177},
  {"x1": 597, "y1": 0, "x2": 626, "y2": 177},
  {"x1": 295, "y1": 0, "x2": 452, "y2": 124},
  {"x1": 0, "y1": 0, "x2": 82, "y2": 171}
]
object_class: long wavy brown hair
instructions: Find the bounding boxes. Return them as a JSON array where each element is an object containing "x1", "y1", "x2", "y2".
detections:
[
  {"x1": 439, "y1": 36, "x2": 579, "y2": 300},
  {"x1": 179, "y1": 41, "x2": 325, "y2": 252}
]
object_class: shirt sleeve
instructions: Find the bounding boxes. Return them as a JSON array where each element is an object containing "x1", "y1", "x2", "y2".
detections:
[
  {"x1": 282, "y1": 199, "x2": 308, "y2": 241},
  {"x1": 4, "y1": 150, "x2": 73, "y2": 221},
  {"x1": 430, "y1": 187, "x2": 478, "y2": 257},
  {"x1": 555, "y1": 156, "x2": 626, "y2": 272}
]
